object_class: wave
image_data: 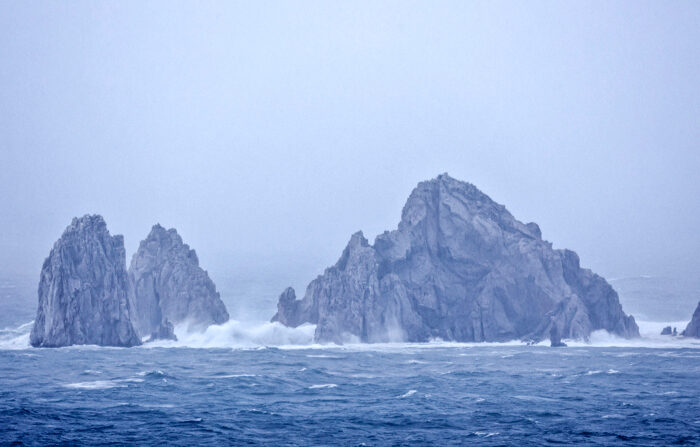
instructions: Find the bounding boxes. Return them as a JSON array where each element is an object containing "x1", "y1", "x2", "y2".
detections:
[
  {"x1": 308, "y1": 383, "x2": 337, "y2": 389},
  {"x1": 0, "y1": 320, "x2": 32, "y2": 350},
  {"x1": 144, "y1": 320, "x2": 317, "y2": 349},
  {"x1": 398, "y1": 389, "x2": 417, "y2": 398},
  {"x1": 2, "y1": 319, "x2": 700, "y2": 351},
  {"x1": 63, "y1": 380, "x2": 126, "y2": 390}
]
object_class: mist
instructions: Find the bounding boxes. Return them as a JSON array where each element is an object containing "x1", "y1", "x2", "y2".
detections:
[{"x1": 1, "y1": 1, "x2": 698, "y2": 297}]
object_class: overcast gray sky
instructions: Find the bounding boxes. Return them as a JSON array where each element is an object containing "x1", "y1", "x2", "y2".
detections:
[{"x1": 1, "y1": 1, "x2": 698, "y2": 290}]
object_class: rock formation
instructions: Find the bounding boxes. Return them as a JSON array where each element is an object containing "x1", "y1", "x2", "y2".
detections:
[
  {"x1": 681, "y1": 302, "x2": 700, "y2": 338},
  {"x1": 272, "y1": 174, "x2": 639, "y2": 344},
  {"x1": 661, "y1": 326, "x2": 673, "y2": 336},
  {"x1": 146, "y1": 319, "x2": 177, "y2": 342},
  {"x1": 128, "y1": 224, "x2": 229, "y2": 337},
  {"x1": 30, "y1": 215, "x2": 141, "y2": 347},
  {"x1": 549, "y1": 325, "x2": 567, "y2": 347}
]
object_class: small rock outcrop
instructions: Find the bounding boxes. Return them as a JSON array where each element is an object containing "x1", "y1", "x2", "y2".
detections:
[
  {"x1": 661, "y1": 326, "x2": 673, "y2": 336},
  {"x1": 272, "y1": 174, "x2": 639, "y2": 344},
  {"x1": 682, "y1": 302, "x2": 700, "y2": 338},
  {"x1": 30, "y1": 215, "x2": 141, "y2": 348},
  {"x1": 549, "y1": 325, "x2": 567, "y2": 347},
  {"x1": 128, "y1": 224, "x2": 229, "y2": 337},
  {"x1": 146, "y1": 319, "x2": 177, "y2": 342}
]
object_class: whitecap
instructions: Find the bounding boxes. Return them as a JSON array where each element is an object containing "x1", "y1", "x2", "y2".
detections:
[
  {"x1": 214, "y1": 374, "x2": 257, "y2": 378},
  {"x1": 63, "y1": 380, "x2": 125, "y2": 390},
  {"x1": 398, "y1": 389, "x2": 417, "y2": 398},
  {"x1": 474, "y1": 432, "x2": 499, "y2": 437},
  {"x1": 142, "y1": 320, "x2": 316, "y2": 349},
  {"x1": 309, "y1": 383, "x2": 337, "y2": 389},
  {"x1": 602, "y1": 414, "x2": 625, "y2": 419}
]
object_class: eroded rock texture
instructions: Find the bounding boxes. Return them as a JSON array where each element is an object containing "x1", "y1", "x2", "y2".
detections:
[
  {"x1": 129, "y1": 224, "x2": 229, "y2": 337},
  {"x1": 272, "y1": 174, "x2": 639, "y2": 343},
  {"x1": 30, "y1": 215, "x2": 141, "y2": 347},
  {"x1": 682, "y1": 302, "x2": 700, "y2": 338}
]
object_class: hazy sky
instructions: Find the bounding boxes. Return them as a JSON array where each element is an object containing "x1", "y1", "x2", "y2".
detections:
[{"x1": 1, "y1": 2, "x2": 698, "y2": 290}]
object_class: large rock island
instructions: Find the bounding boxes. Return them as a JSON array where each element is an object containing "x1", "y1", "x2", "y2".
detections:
[
  {"x1": 30, "y1": 215, "x2": 141, "y2": 347},
  {"x1": 128, "y1": 224, "x2": 229, "y2": 337},
  {"x1": 272, "y1": 174, "x2": 639, "y2": 344},
  {"x1": 681, "y1": 302, "x2": 700, "y2": 338}
]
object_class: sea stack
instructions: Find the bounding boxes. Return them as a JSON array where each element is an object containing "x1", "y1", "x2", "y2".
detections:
[
  {"x1": 128, "y1": 224, "x2": 229, "y2": 337},
  {"x1": 29, "y1": 215, "x2": 141, "y2": 348},
  {"x1": 272, "y1": 174, "x2": 639, "y2": 344},
  {"x1": 681, "y1": 302, "x2": 700, "y2": 338}
]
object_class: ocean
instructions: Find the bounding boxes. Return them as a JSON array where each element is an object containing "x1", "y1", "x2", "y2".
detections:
[
  {"x1": 1, "y1": 278, "x2": 699, "y2": 445},
  {"x1": 1, "y1": 321, "x2": 700, "y2": 445}
]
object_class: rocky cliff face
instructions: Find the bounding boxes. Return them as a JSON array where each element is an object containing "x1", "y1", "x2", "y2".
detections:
[
  {"x1": 128, "y1": 224, "x2": 229, "y2": 337},
  {"x1": 30, "y1": 215, "x2": 141, "y2": 347},
  {"x1": 682, "y1": 302, "x2": 700, "y2": 338},
  {"x1": 272, "y1": 174, "x2": 639, "y2": 343}
]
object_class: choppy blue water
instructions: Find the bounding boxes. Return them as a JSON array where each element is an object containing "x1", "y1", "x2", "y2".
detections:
[{"x1": 1, "y1": 344, "x2": 699, "y2": 446}]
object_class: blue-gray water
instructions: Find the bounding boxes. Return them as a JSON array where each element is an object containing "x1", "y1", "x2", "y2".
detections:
[{"x1": 1, "y1": 344, "x2": 699, "y2": 446}]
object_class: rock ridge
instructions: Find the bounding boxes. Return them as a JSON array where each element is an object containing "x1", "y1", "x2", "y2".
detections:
[{"x1": 272, "y1": 174, "x2": 640, "y2": 344}]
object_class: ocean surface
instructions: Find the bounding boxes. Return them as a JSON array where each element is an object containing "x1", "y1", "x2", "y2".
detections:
[
  {"x1": 2, "y1": 277, "x2": 700, "y2": 445},
  {"x1": 1, "y1": 322, "x2": 699, "y2": 446}
]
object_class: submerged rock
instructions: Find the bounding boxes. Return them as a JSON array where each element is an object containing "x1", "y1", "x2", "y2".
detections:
[
  {"x1": 682, "y1": 302, "x2": 700, "y2": 338},
  {"x1": 129, "y1": 224, "x2": 229, "y2": 337},
  {"x1": 272, "y1": 174, "x2": 639, "y2": 344},
  {"x1": 30, "y1": 215, "x2": 141, "y2": 348}
]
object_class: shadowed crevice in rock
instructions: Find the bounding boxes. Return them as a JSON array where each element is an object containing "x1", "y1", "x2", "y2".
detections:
[
  {"x1": 272, "y1": 173, "x2": 639, "y2": 344},
  {"x1": 30, "y1": 215, "x2": 141, "y2": 348}
]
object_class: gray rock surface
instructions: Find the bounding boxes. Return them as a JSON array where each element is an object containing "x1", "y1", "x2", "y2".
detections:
[
  {"x1": 146, "y1": 319, "x2": 177, "y2": 342},
  {"x1": 128, "y1": 224, "x2": 229, "y2": 337},
  {"x1": 30, "y1": 215, "x2": 141, "y2": 347},
  {"x1": 549, "y1": 325, "x2": 567, "y2": 347},
  {"x1": 661, "y1": 326, "x2": 673, "y2": 336},
  {"x1": 682, "y1": 302, "x2": 700, "y2": 338},
  {"x1": 272, "y1": 174, "x2": 639, "y2": 343}
]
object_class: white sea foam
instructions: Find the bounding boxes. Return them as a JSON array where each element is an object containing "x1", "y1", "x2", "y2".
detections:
[
  {"x1": 2, "y1": 318, "x2": 700, "y2": 351},
  {"x1": 0, "y1": 320, "x2": 33, "y2": 350},
  {"x1": 398, "y1": 389, "x2": 417, "y2": 398},
  {"x1": 64, "y1": 380, "x2": 125, "y2": 390},
  {"x1": 142, "y1": 320, "x2": 316, "y2": 349},
  {"x1": 309, "y1": 383, "x2": 337, "y2": 389}
]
